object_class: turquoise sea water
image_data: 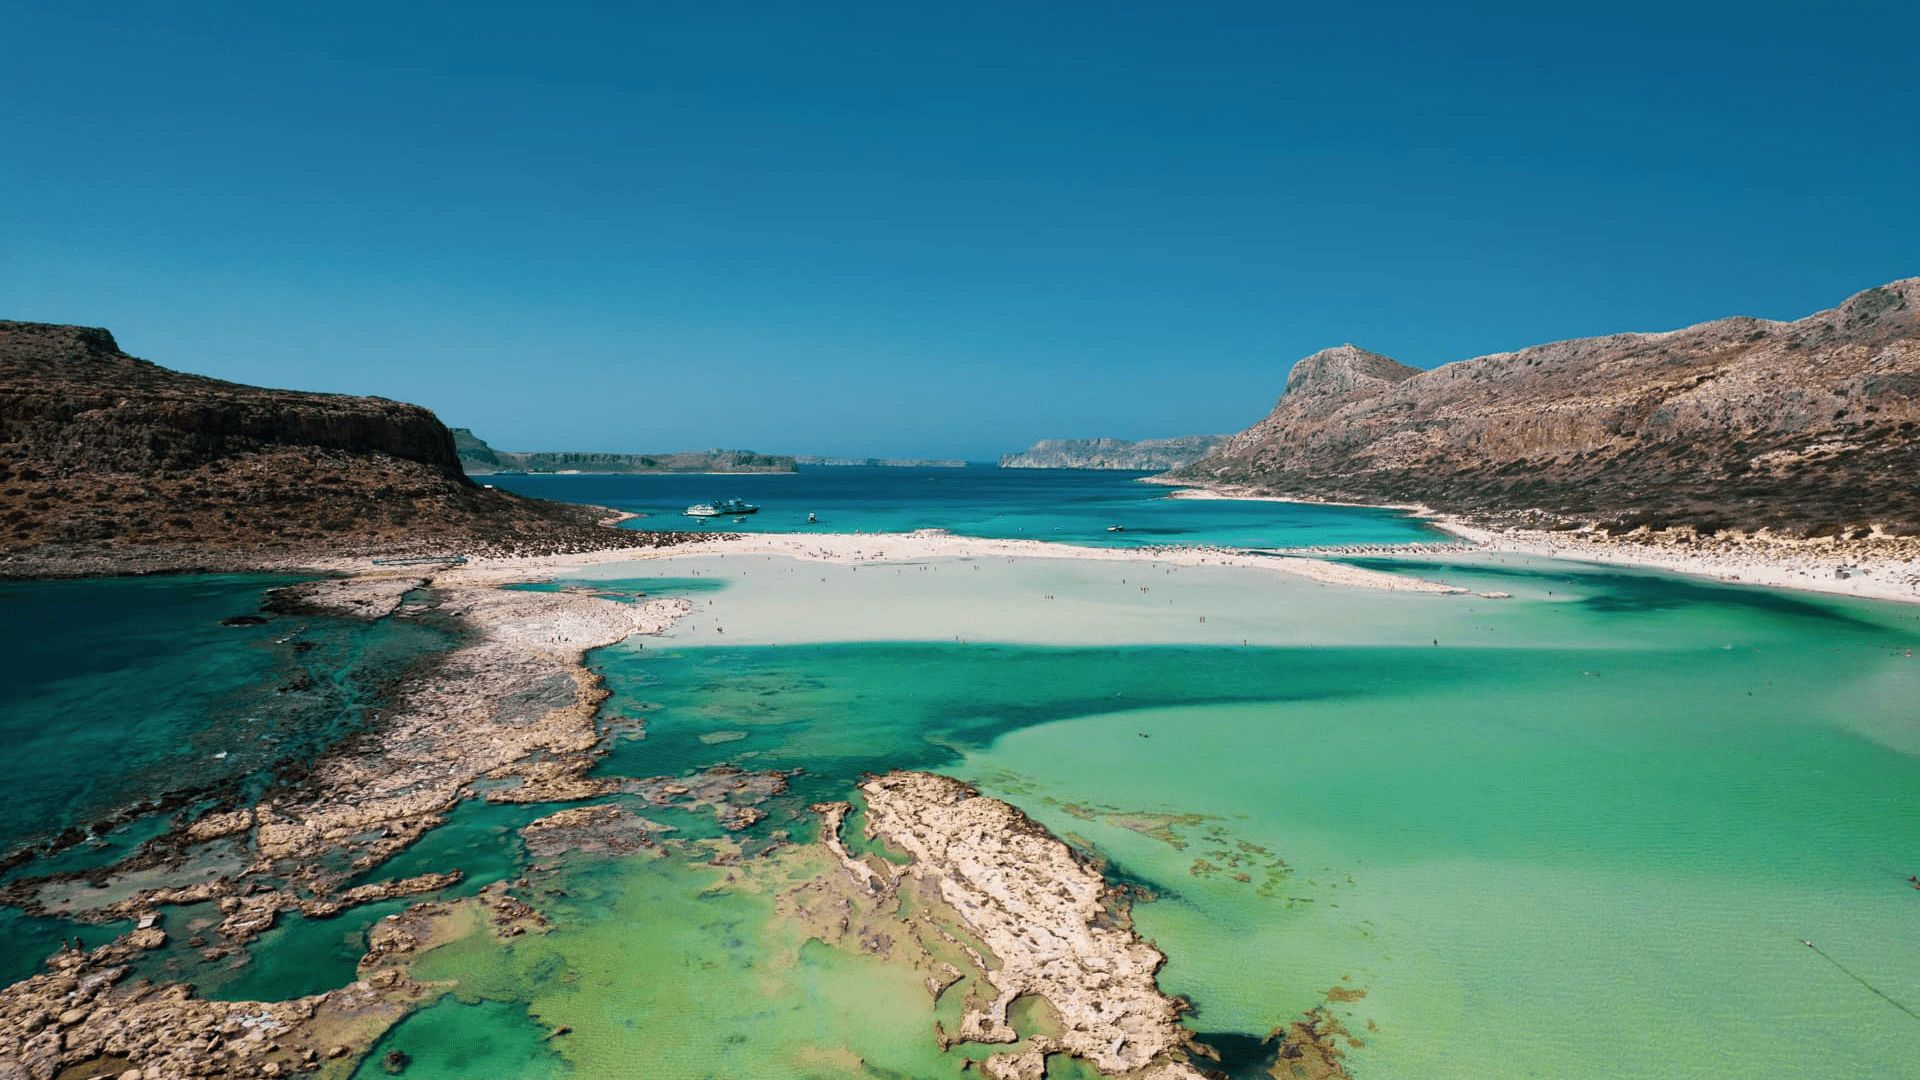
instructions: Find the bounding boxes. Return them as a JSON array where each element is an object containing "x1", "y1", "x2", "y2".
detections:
[
  {"x1": 627, "y1": 576, "x2": 1920, "y2": 1077},
  {"x1": 305, "y1": 557, "x2": 1920, "y2": 1079},
  {"x1": 0, "y1": 574, "x2": 447, "y2": 984},
  {"x1": 0, "y1": 575, "x2": 446, "y2": 860},
  {"x1": 7, "y1": 483, "x2": 1920, "y2": 1079},
  {"x1": 485, "y1": 465, "x2": 1441, "y2": 548}
]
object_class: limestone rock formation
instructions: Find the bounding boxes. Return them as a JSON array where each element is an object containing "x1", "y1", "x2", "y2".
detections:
[
  {"x1": 1171, "y1": 280, "x2": 1920, "y2": 535},
  {"x1": 857, "y1": 771, "x2": 1206, "y2": 1079}
]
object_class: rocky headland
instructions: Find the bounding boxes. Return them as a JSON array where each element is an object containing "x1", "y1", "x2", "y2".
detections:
[
  {"x1": 1169, "y1": 280, "x2": 1920, "y2": 539},
  {"x1": 0, "y1": 322, "x2": 679, "y2": 577},
  {"x1": 453, "y1": 428, "x2": 795, "y2": 475},
  {"x1": 1002, "y1": 436, "x2": 1228, "y2": 470}
]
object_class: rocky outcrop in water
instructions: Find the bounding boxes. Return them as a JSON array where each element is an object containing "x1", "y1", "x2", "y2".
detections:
[
  {"x1": 1169, "y1": 280, "x2": 1920, "y2": 536},
  {"x1": 1001, "y1": 435, "x2": 1228, "y2": 470},
  {"x1": 850, "y1": 771, "x2": 1207, "y2": 1080},
  {"x1": 452, "y1": 428, "x2": 795, "y2": 474},
  {"x1": 0, "y1": 322, "x2": 678, "y2": 575}
]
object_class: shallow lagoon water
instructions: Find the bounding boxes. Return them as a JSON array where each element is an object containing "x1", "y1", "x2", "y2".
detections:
[
  {"x1": 486, "y1": 465, "x2": 1442, "y2": 549},
  {"x1": 319, "y1": 552, "x2": 1920, "y2": 1078},
  {"x1": 7, "y1": 526, "x2": 1919, "y2": 1077}
]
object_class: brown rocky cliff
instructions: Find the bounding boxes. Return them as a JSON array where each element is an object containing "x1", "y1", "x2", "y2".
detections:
[
  {"x1": 0, "y1": 321, "x2": 674, "y2": 574},
  {"x1": 1172, "y1": 280, "x2": 1920, "y2": 535},
  {"x1": 0, "y1": 322, "x2": 465, "y2": 476}
]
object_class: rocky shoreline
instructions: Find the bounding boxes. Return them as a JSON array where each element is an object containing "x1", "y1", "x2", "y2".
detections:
[
  {"x1": 1153, "y1": 480, "x2": 1920, "y2": 604},
  {"x1": 0, "y1": 562, "x2": 700, "y2": 1078}
]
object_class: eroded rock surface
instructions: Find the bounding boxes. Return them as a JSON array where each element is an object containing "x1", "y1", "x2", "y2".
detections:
[
  {"x1": 856, "y1": 771, "x2": 1206, "y2": 1080},
  {"x1": 263, "y1": 577, "x2": 426, "y2": 620},
  {"x1": 519, "y1": 804, "x2": 667, "y2": 857},
  {"x1": 252, "y1": 580, "x2": 691, "y2": 887}
]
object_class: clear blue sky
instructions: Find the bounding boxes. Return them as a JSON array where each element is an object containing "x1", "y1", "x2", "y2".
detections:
[{"x1": 3, "y1": 2, "x2": 1915, "y2": 459}]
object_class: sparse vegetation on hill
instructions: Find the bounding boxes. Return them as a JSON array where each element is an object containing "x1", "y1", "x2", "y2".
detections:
[{"x1": 1171, "y1": 280, "x2": 1920, "y2": 536}]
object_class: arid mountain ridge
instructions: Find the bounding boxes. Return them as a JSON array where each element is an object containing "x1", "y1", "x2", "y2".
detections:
[
  {"x1": 0, "y1": 322, "x2": 670, "y2": 576},
  {"x1": 1172, "y1": 279, "x2": 1920, "y2": 536}
]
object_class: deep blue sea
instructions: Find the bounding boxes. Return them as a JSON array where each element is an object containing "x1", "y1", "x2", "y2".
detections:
[
  {"x1": 0, "y1": 575, "x2": 446, "y2": 863},
  {"x1": 484, "y1": 465, "x2": 1441, "y2": 548}
]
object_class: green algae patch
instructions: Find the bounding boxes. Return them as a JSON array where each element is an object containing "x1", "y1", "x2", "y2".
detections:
[
  {"x1": 348, "y1": 995, "x2": 569, "y2": 1080},
  {"x1": 396, "y1": 846, "x2": 980, "y2": 1078}
]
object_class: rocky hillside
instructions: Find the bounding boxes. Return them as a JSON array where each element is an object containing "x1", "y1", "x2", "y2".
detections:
[
  {"x1": 1001, "y1": 435, "x2": 1227, "y2": 470},
  {"x1": 1170, "y1": 280, "x2": 1920, "y2": 536},
  {"x1": 453, "y1": 429, "x2": 794, "y2": 474},
  {"x1": 0, "y1": 322, "x2": 677, "y2": 575}
]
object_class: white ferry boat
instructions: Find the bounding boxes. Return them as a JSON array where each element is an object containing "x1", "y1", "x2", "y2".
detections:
[{"x1": 684, "y1": 498, "x2": 759, "y2": 517}]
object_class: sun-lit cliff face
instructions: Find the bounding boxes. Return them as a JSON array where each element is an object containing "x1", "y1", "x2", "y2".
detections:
[
  {"x1": 0, "y1": 321, "x2": 669, "y2": 574},
  {"x1": 1172, "y1": 280, "x2": 1920, "y2": 536}
]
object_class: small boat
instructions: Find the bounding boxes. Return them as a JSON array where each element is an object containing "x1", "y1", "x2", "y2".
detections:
[
  {"x1": 685, "y1": 498, "x2": 759, "y2": 517},
  {"x1": 1107, "y1": 525, "x2": 1125, "y2": 532}
]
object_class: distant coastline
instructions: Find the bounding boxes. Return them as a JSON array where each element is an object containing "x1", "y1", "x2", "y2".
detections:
[
  {"x1": 795, "y1": 455, "x2": 968, "y2": 468},
  {"x1": 454, "y1": 429, "x2": 795, "y2": 475},
  {"x1": 1000, "y1": 435, "x2": 1227, "y2": 470}
]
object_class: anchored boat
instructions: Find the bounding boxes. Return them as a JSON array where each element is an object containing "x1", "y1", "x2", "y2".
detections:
[{"x1": 685, "y1": 498, "x2": 760, "y2": 517}]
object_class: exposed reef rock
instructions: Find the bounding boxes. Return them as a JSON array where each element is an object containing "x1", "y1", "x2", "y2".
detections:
[
  {"x1": 851, "y1": 771, "x2": 1207, "y2": 1080},
  {"x1": 251, "y1": 578, "x2": 692, "y2": 885},
  {"x1": 519, "y1": 804, "x2": 668, "y2": 857},
  {"x1": 0, "y1": 322, "x2": 686, "y2": 576},
  {"x1": 0, "y1": 879, "x2": 546, "y2": 1079},
  {"x1": 263, "y1": 576, "x2": 425, "y2": 620},
  {"x1": 452, "y1": 428, "x2": 795, "y2": 475},
  {"x1": 1171, "y1": 280, "x2": 1920, "y2": 536},
  {"x1": 1001, "y1": 435, "x2": 1228, "y2": 470}
]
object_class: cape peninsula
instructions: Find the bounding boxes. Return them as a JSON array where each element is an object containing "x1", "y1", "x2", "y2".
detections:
[
  {"x1": 0, "y1": 322, "x2": 666, "y2": 576},
  {"x1": 1169, "y1": 279, "x2": 1920, "y2": 538}
]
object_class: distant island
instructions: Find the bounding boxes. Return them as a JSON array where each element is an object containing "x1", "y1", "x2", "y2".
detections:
[
  {"x1": 796, "y1": 455, "x2": 967, "y2": 468},
  {"x1": 1000, "y1": 435, "x2": 1229, "y2": 470},
  {"x1": 454, "y1": 428, "x2": 795, "y2": 475}
]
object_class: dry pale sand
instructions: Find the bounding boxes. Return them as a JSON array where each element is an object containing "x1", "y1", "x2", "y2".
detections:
[
  {"x1": 1152, "y1": 482, "x2": 1920, "y2": 605},
  {"x1": 1420, "y1": 521, "x2": 1920, "y2": 604},
  {"x1": 443, "y1": 529, "x2": 1467, "y2": 595}
]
